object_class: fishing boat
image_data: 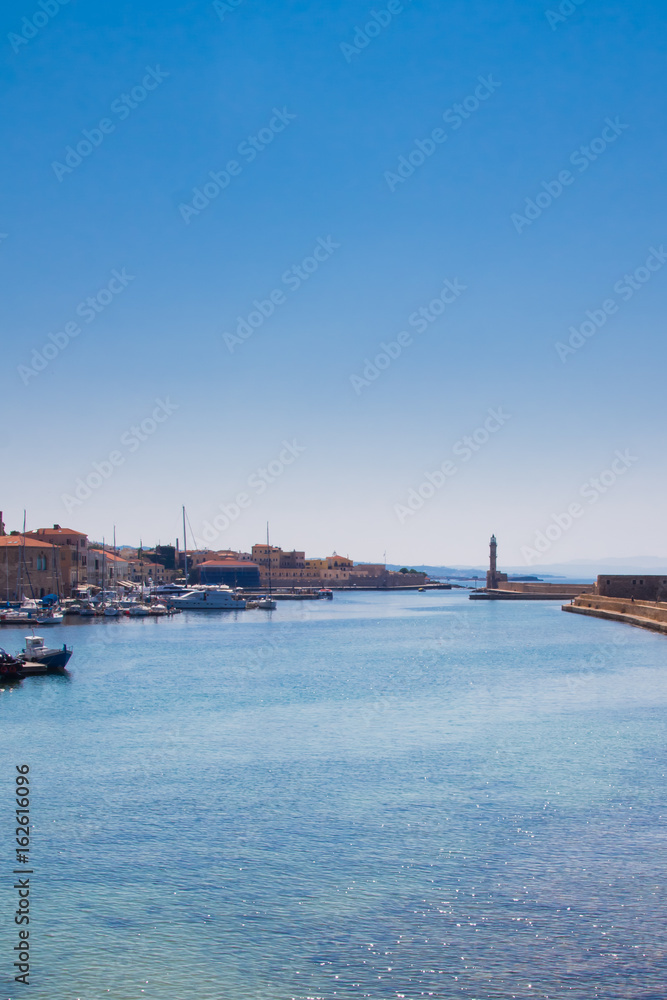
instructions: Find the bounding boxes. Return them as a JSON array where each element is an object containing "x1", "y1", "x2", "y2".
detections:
[{"x1": 18, "y1": 635, "x2": 72, "y2": 671}]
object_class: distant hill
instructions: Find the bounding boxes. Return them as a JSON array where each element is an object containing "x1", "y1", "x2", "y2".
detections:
[{"x1": 386, "y1": 558, "x2": 667, "y2": 582}]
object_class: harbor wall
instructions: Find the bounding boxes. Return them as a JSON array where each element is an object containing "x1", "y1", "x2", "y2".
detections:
[
  {"x1": 563, "y1": 594, "x2": 667, "y2": 635},
  {"x1": 471, "y1": 581, "x2": 593, "y2": 600}
]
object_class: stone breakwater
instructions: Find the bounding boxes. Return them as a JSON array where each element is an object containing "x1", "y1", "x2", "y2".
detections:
[{"x1": 563, "y1": 594, "x2": 667, "y2": 635}]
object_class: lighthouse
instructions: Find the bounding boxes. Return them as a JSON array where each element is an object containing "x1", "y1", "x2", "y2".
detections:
[
  {"x1": 487, "y1": 534, "x2": 498, "y2": 589},
  {"x1": 485, "y1": 534, "x2": 507, "y2": 590}
]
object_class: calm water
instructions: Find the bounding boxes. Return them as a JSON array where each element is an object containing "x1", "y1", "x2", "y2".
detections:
[{"x1": 1, "y1": 590, "x2": 666, "y2": 1000}]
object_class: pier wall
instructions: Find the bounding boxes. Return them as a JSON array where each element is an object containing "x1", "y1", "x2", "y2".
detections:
[{"x1": 563, "y1": 594, "x2": 667, "y2": 635}]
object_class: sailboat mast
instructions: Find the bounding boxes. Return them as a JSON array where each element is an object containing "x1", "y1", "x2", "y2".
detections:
[
  {"x1": 182, "y1": 506, "x2": 188, "y2": 583},
  {"x1": 266, "y1": 521, "x2": 272, "y2": 596}
]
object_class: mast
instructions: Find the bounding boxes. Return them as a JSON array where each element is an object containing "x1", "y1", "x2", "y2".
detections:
[
  {"x1": 53, "y1": 542, "x2": 61, "y2": 601},
  {"x1": 182, "y1": 506, "x2": 188, "y2": 583},
  {"x1": 102, "y1": 537, "x2": 106, "y2": 595},
  {"x1": 19, "y1": 511, "x2": 25, "y2": 600},
  {"x1": 266, "y1": 521, "x2": 272, "y2": 596}
]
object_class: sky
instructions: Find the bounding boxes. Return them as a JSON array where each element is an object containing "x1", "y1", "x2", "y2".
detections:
[{"x1": 1, "y1": 0, "x2": 665, "y2": 568}]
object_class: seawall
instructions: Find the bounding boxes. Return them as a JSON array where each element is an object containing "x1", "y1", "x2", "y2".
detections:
[{"x1": 562, "y1": 594, "x2": 667, "y2": 635}]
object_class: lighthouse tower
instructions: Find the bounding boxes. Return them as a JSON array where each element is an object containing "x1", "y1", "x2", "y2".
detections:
[
  {"x1": 486, "y1": 534, "x2": 498, "y2": 589},
  {"x1": 485, "y1": 534, "x2": 507, "y2": 590}
]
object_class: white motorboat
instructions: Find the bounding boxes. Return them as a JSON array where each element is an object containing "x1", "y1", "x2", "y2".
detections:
[
  {"x1": 170, "y1": 586, "x2": 246, "y2": 610},
  {"x1": 255, "y1": 597, "x2": 276, "y2": 610},
  {"x1": 103, "y1": 604, "x2": 121, "y2": 617},
  {"x1": 127, "y1": 604, "x2": 150, "y2": 617}
]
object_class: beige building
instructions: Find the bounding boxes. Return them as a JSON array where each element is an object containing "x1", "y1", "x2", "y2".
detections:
[
  {"x1": 87, "y1": 550, "x2": 130, "y2": 588},
  {"x1": 0, "y1": 535, "x2": 72, "y2": 601},
  {"x1": 24, "y1": 525, "x2": 89, "y2": 589},
  {"x1": 250, "y1": 544, "x2": 427, "y2": 589}
]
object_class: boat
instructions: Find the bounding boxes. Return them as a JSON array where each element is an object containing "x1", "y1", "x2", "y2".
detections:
[
  {"x1": 318, "y1": 589, "x2": 334, "y2": 600},
  {"x1": 36, "y1": 610, "x2": 64, "y2": 624},
  {"x1": 103, "y1": 604, "x2": 122, "y2": 617},
  {"x1": 18, "y1": 635, "x2": 72, "y2": 671},
  {"x1": 127, "y1": 604, "x2": 150, "y2": 617},
  {"x1": 0, "y1": 598, "x2": 43, "y2": 625},
  {"x1": 255, "y1": 596, "x2": 276, "y2": 610},
  {"x1": 169, "y1": 586, "x2": 246, "y2": 610},
  {"x1": 0, "y1": 650, "x2": 23, "y2": 680},
  {"x1": 0, "y1": 649, "x2": 49, "y2": 680},
  {"x1": 79, "y1": 604, "x2": 97, "y2": 617}
]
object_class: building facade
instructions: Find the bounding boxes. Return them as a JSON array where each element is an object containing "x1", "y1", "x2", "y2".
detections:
[
  {"x1": 23, "y1": 525, "x2": 89, "y2": 590},
  {"x1": 191, "y1": 560, "x2": 261, "y2": 588},
  {"x1": 87, "y1": 550, "x2": 130, "y2": 589},
  {"x1": 597, "y1": 575, "x2": 667, "y2": 601},
  {"x1": 0, "y1": 536, "x2": 72, "y2": 601}
]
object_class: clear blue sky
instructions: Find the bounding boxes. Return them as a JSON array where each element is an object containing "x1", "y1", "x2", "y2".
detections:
[{"x1": 1, "y1": 0, "x2": 665, "y2": 566}]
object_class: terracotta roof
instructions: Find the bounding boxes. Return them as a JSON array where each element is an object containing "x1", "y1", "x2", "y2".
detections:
[
  {"x1": 0, "y1": 536, "x2": 50, "y2": 548},
  {"x1": 26, "y1": 528, "x2": 87, "y2": 537},
  {"x1": 88, "y1": 549, "x2": 128, "y2": 563}
]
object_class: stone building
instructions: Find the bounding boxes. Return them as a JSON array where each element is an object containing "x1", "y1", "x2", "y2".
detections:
[
  {"x1": 23, "y1": 525, "x2": 89, "y2": 590},
  {"x1": 0, "y1": 535, "x2": 72, "y2": 601},
  {"x1": 597, "y1": 574, "x2": 667, "y2": 602},
  {"x1": 87, "y1": 550, "x2": 130, "y2": 589}
]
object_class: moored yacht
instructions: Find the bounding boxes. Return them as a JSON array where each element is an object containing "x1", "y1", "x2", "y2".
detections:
[{"x1": 170, "y1": 586, "x2": 246, "y2": 610}]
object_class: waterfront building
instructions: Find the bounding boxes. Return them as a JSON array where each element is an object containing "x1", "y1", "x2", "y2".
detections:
[
  {"x1": 0, "y1": 535, "x2": 70, "y2": 601},
  {"x1": 597, "y1": 574, "x2": 667, "y2": 601},
  {"x1": 23, "y1": 525, "x2": 89, "y2": 589},
  {"x1": 87, "y1": 549, "x2": 130, "y2": 589},
  {"x1": 190, "y1": 559, "x2": 261, "y2": 589},
  {"x1": 250, "y1": 544, "x2": 427, "y2": 588}
]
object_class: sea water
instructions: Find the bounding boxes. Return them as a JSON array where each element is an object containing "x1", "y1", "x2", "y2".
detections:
[{"x1": 1, "y1": 590, "x2": 666, "y2": 999}]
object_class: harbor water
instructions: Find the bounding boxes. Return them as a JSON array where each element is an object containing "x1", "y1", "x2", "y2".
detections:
[{"x1": 1, "y1": 590, "x2": 666, "y2": 999}]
